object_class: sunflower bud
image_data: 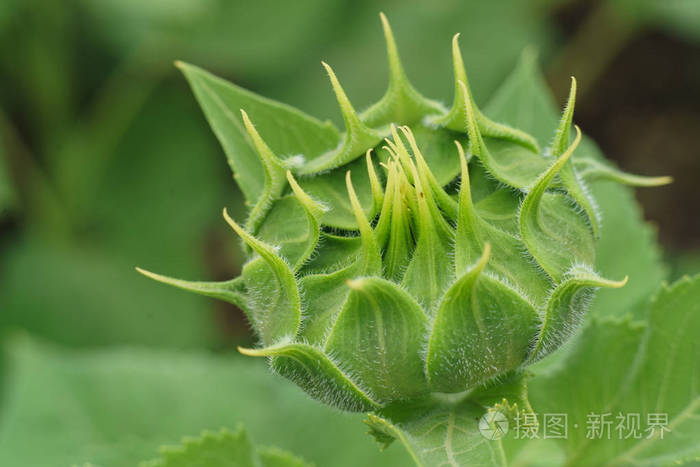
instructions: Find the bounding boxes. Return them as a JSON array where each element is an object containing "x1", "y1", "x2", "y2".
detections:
[{"x1": 140, "y1": 14, "x2": 669, "y2": 412}]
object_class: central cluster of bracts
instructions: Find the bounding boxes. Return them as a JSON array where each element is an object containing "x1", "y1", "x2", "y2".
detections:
[{"x1": 141, "y1": 15, "x2": 668, "y2": 412}]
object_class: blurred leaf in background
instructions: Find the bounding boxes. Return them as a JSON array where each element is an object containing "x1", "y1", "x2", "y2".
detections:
[
  {"x1": 0, "y1": 133, "x2": 15, "y2": 216},
  {"x1": 0, "y1": 335, "x2": 410, "y2": 466},
  {"x1": 0, "y1": 85, "x2": 238, "y2": 348}
]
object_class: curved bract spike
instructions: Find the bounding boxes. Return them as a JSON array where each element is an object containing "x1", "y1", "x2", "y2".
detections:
[
  {"x1": 399, "y1": 126, "x2": 458, "y2": 219},
  {"x1": 136, "y1": 269, "x2": 248, "y2": 315},
  {"x1": 431, "y1": 35, "x2": 539, "y2": 153},
  {"x1": 241, "y1": 110, "x2": 287, "y2": 234},
  {"x1": 407, "y1": 159, "x2": 451, "y2": 238},
  {"x1": 366, "y1": 150, "x2": 384, "y2": 214},
  {"x1": 285, "y1": 171, "x2": 326, "y2": 270},
  {"x1": 286, "y1": 171, "x2": 326, "y2": 218},
  {"x1": 461, "y1": 81, "x2": 548, "y2": 189},
  {"x1": 395, "y1": 162, "x2": 420, "y2": 235},
  {"x1": 361, "y1": 13, "x2": 444, "y2": 127},
  {"x1": 386, "y1": 125, "x2": 414, "y2": 183},
  {"x1": 400, "y1": 159, "x2": 455, "y2": 312},
  {"x1": 455, "y1": 141, "x2": 477, "y2": 275},
  {"x1": 346, "y1": 171, "x2": 382, "y2": 275},
  {"x1": 238, "y1": 342, "x2": 381, "y2": 412},
  {"x1": 223, "y1": 208, "x2": 301, "y2": 345},
  {"x1": 426, "y1": 244, "x2": 540, "y2": 392},
  {"x1": 529, "y1": 266, "x2": 628, "y2": 362},
  {"x1": 385, "y1": 162, "x2": 415, "y2": 281},
  {"x1": 551, "y1": 78, "x2": 601, "y2": 237},
  {"x1": 551, "y1": 78, "x2": 577, "y2": 157},
  {"x1": 324, "y1": 277, "x2": 430, "y2": 402},
  {"x1": 455, "y1": 141, "x2": 551, "y2": 304},
  {"x1": 297, "y1": 63, "x2": 385, "y2": 174},
  {"x1": 575, "y1": 158, "x2": 673, "y2": 187},
  {"x1": 373, "y1": 160, "x2": 397, "y2": 248},
  {"x1": 519, "y1": 127, "x2": 596, "y2": 282},
  {"x1": 388, "y1": 125, "x2": 454, "y2": 222}
]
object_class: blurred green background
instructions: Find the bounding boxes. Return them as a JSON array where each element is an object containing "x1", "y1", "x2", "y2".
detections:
[{"x1": 0, "y1": 0, "x2": 698, "y2": 465}]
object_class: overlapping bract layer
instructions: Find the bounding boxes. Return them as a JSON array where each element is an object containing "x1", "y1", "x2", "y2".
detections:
[{"x1": 140, "y1": 15, "x2": 669, "y2": 412}]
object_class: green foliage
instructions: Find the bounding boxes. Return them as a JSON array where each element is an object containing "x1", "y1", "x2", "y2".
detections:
[
  {"x1": 529, "y1": 275, "x2": 700, "y2": 466},
  {"x1": 0, "y1": 337, "x2": 410, "y2": 466},
  {"x1": 0, "y1": 138, "x2": 14, "y2": 216},
  {"x1": 141, "y1": 427, "x2": 311, "y2": 467},
  {"x1": 0, "y1": 89, "x2": 230, "y2": 348}
]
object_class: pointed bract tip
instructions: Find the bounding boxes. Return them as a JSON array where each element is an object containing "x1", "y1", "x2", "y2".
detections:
[
  {"x1": 611, "y1": 275, "x2": 629, "y2": 288},
  {"x1": 379, "y1": 11, "x2": 389, "y2": 27},
  {"x1": 240, "y1": 109, "x2": 258, "y2": 135},
  {"x1": 134, "y1": 267, "x2": 182, "y2": 287},
  {"x1": 546, "y1": 125, "x2": 581, "y2": 174},
  {"x1": 455, "y1": 140, "x2": 466, "y2": 160},
  {"x1": 451, "y1": 34, "x2": 464, "y2": 68},
  {"x1": 321, "y1": 61, "x2": 332, "y2": 74},
  {"x1": 238, "y1": 346, "x2": 266, "y2": 357},
  {"x1": 558, "y1": 125, "x2": 582, "y2": 164},
  {"x1": 285, "y1": 170, "x2": 300, "y2": 190},
  {"x1": 659, "y1": 176, "x2": 674, "y2": 185},
  {"x1": 568, "y1": 78, "x2": 577, "y2": 99},
  {"x1": 345, "y1": 170, "x2": 360, "y2": 205},
  {"x1": 173, "y1": 60, "x2": 186, "y2": 70},
  {"x1": 135, "y1": 266, "x2": 153, "y2": 278},
  {"x1": 379, "y1": 11, "x2": 395, "y2": 42},
  {"x1": 286, "y1": 169, "x2": 296, "y2": 183},
  {"x1": 222, "y1": 207, "x2": 242, "y2": 234},
  {"x1": 321, "y1": 61, "x2": 365, "y2": 127},
  {"x1": 366, "y1": 149, "x2": 383, "y2": 201},
  {"x1": 573, "y1": 124, "x2": 582, "y2": 142}
]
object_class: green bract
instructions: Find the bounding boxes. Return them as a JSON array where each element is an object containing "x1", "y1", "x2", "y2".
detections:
[{"x1": 139, "y1": 15, "x2": 669, "y2": 413}]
